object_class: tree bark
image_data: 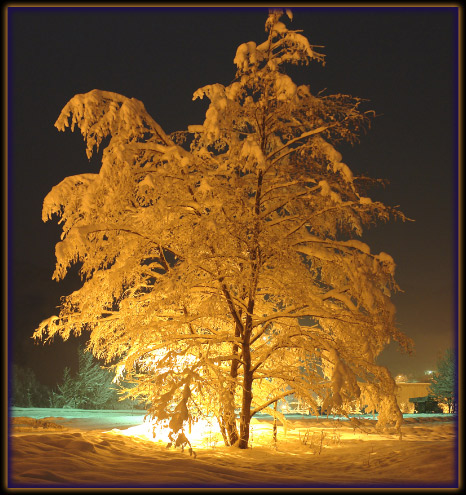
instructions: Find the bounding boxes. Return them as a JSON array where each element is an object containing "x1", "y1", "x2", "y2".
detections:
[
  {"x1": 217, "y1": 415, "x2": 229, "y2": 446},
  {"x1": 237, "y1": 168, "x2": 263, "y2": 449},
  {"x1": 238, "y1": 336, "x2": 253, "y2": 449},
  {"x1": 238, "y1": 369, "x2": 253, "y2": 449},
  {"x1": 225, "y1": 411, "x2": 239, "y2": 446},
  {"x1": 217, "y1": 381, "x2": 238, "y2": 446},
  {"x1": 217, "y1": 389, "x2": 238, "y2": 446},
  {"x1": 223, "y1": 322, "x2": 242, "y2": 446}
]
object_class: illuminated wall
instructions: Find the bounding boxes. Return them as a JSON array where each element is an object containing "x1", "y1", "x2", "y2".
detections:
[{"x1": 395, "y1": 382, "x2": 432, "y2": 413}]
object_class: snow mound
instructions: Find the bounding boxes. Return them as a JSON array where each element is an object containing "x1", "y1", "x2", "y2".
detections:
[
  {"x1": 8, "y1": 409, "x2": 457, "y2": 488},
  {"x1": 10, "y1": 417, "x2": 65, "y2": 431}
]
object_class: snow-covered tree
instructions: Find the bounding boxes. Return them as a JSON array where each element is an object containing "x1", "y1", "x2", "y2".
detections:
[
  {"x1": 34, "y1": 9, "x2": 412, "y2": 448},
  {"x1": 50, "y1": 346, "x2": 119, "y2": 409},
  {"x1": 429, "y1": 349, "x2": 456, "y2": 413},
  {"x1": 49, "y1": 367, "x2": 76, "y2": 408}
]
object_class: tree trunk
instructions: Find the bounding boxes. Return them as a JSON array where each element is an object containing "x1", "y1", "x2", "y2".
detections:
[
  {"x1": 238, "y1": 370, "x2": 253, "y2": 449},
  {"x1": 217, "y1": 389, "x2": 238, "y2": 446},
  {"x1": 217, "y1": 415, "x2": 229, "y2": 446},
  {"x1": 238, "y1": 337, "x2": 253, "y2": 449},
  {"x1": 221, "y1": 389, "x2": 239, "y2": 446},
  {"x1": 224, "y1": 333, "x2": 241, "y2": 446},
  {"x1": 237, "y1": 168, "x2": 262, "y2": 449},
  {"x1": 225, "y1": 413, "x2": 239, "y2": 446}
]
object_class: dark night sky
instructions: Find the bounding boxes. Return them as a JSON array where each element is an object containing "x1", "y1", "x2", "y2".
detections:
[{"x1": 7, "y1": 6, "x2": 458, "y2": 387}]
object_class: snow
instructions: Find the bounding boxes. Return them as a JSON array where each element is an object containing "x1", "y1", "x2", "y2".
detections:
[
  {"x1": 240, "y1": 136, "x2": 266, "y2": 170},
  {"x1": 275, "y1": 73, "x2": 297, "y2": 101},
  {"x1": 8, "y1": 408, "x2": 457, "y2": 488},
  {"x1": 233, "y1": 41, "x2": 263, "y2": 70}
]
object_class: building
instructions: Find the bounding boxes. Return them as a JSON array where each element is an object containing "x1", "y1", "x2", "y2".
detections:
[
  {"x1": 408, "y1": 396, "x2": 443, "y2": 414},
  {"x1": 395, "y1": 382, "x2": 432, "y2": 413}
]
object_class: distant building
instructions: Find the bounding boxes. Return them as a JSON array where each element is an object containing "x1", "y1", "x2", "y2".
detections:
[
  {"x1": 395, "y1": 382, "x2": 435, "y2": 413},
  {"x1": 409, "y1": 396, "x2": 443, "y2": 414},
  {"x1": 279, "y1": 382, "x2": 446, "y2": 417}
]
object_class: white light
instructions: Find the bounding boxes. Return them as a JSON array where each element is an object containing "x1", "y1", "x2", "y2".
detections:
[{"x1": 116, "y1": 417, "x2": 223, "y2": 449}]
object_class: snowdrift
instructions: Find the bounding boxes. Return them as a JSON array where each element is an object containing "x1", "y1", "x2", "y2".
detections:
[{"x1": 8, "y1": 408, "x2": 457, "y2": 488}]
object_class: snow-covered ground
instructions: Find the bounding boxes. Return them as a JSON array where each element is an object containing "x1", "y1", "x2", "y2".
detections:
[{"x1": 8, "y1": 407, "x2": 458, "y2": 488}]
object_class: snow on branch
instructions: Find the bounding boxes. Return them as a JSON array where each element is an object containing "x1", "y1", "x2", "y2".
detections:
[
  {"x1": 42, "y1": 173, "x2": 97, "y2": 222},
  {"x1": 55, "y1": 89, "x2": 174, "y2": 159}
]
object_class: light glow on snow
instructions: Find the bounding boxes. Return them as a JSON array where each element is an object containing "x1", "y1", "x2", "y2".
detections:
[
  {"x1": 115, "y1": 416, "x2": 223, "y2": 449},
  {"x1": 10, "y1": 408, "x2": 457, "y2": 487}
]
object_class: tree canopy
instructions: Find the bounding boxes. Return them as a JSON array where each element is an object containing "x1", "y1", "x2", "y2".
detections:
[
  {"x1": 429, "y1": 348, "x2": 456, "y2": 413},
  {"x1": 34, "y1": 9, "x2": 412, "y2": 448}
]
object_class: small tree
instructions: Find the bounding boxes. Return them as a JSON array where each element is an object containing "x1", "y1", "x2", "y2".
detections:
[
  {"x1": 35, "y1": 9, "x2": 412, "y2": 447},
  {"x1": 50, "y1": 367, "x2": 76, "y2": 408},
  {"x1": 51, "y1": 346, "x2": 119, "y2": 409},
  {"x1": 75, "y1": 346, "x2": 117, "y2": 409},
  {"x1": 429, "y1": 349, "x2": 456, "y2": 413}
]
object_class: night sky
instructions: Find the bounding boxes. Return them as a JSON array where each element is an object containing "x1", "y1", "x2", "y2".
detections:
[{"x1": 8, "y1": 6, "x2": 458, "y2": 388}]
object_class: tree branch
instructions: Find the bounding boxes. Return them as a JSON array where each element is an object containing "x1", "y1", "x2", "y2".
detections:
[
  {"x1": 266, "y1": 124, "x2": 331, "y2": 160},
  {"x1": 250, "y1": 389, "x2": 295, "y2": 417}
]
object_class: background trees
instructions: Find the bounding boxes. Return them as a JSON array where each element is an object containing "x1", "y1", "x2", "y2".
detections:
[
  {"x1": 10, "y1": 347, "x2": 140, "y2": 410},
  {"x1": 429, "y1": 348, "x2": 456, "y2": 413},
  {"x1": 10, "y1": 365, "x2": 51, "y2": 408},
  {"x1": 34, "y1": 9, "x2": 412, "y2": 448}
]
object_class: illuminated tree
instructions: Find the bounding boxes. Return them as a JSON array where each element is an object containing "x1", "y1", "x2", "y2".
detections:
[
  {"x1": 429, "y1": 348, "x2": 456, "y2": 413},
  {"x1": 34, "y1": 9, "x2": 412, "y2": 448}
]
